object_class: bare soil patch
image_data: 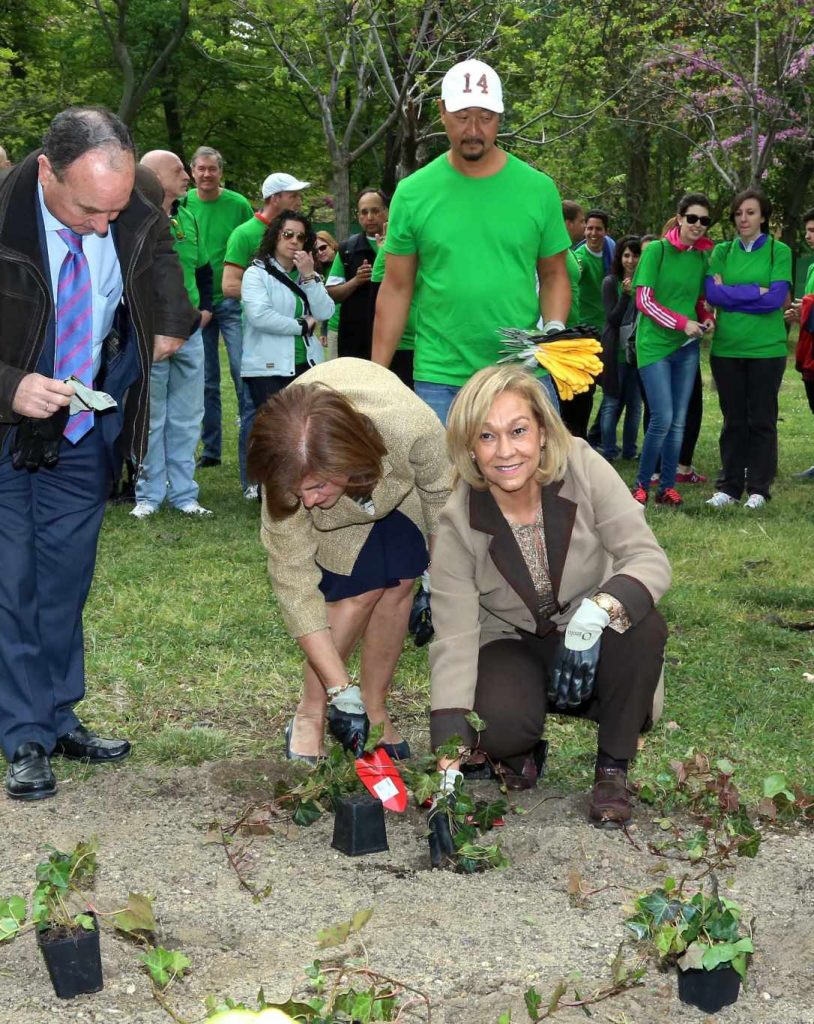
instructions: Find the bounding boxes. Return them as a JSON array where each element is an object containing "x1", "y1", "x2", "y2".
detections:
[{"x1": 2, "y1": 759, "x2": 812, "y2": 1024}]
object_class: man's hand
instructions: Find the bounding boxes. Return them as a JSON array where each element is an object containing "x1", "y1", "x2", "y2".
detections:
[
  {"x1": 153, "y1": 335, "x2": 185, "y2": 362},
  {"x1": 11, "y1": 373, "x2": 74, "y2": 419},
  {"x1": 354, "y1": 260, "x2": 373, "y2": 285},
  {"x1": 199, "y1": 310, "x2": 214, "y2": 330},
  {"x1": 785, "y1": 299, "x2": 802, "y2": 324}
]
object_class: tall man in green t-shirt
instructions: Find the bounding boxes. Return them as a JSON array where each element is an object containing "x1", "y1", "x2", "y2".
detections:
[
  {"x1": 372, "y1": 59, "x2": 571, "y2": 425},
  {"x1": 184, "y1": 146, "x2": 254, "y2": 496}
]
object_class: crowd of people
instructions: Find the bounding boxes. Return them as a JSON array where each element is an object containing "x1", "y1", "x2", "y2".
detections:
[{"x1": 1, "y1": 58, "x2": 811, "y2": 842}]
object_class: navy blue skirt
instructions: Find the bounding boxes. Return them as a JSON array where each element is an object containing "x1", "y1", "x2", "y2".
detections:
[{"x1": 318, "y1": 508, "x2": 429, "y2": 602}]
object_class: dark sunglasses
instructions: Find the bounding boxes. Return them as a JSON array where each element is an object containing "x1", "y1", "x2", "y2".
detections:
[
  {"x1": 316, "y1": 243, "x2": 330, "y2": 252},
  {"x1": 683, "y1": 214, "x2": 711, "y2": 226},
  {"x1": 281, "y1": 229, "x2": 307, "y2": 242}
]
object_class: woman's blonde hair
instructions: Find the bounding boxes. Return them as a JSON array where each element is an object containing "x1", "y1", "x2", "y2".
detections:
[{"x1": 446, "y1": 365, "x2": 572, "y2": 489}]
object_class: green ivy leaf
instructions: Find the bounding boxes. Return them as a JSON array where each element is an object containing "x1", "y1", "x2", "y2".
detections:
[
  {"x1": 292, "y1": 799, "x2": 322, "y2": 827},
  {"x1": 763, "y1": 771, "x2": 795, "y2": 802},
  {"x1": 350, "y1": 907, "x2": 374, "y2": 933},
  {"x1": 139, "y1": 946, "x2": 191, "y2": 989},
  {"x1": 73, "y1": 914, "x2": 95, "y2": 931},
  {"x1": 316, "y1": 920, "x2": 351, "y2": 948},
  {"x1": 524, "y1": 985, "x2": 543, "y2": 1020},
  {"x1": 465, "y1": 711, "x2": 487, "y2": 733},
  {"x1": 111, "y1": 892, "x2": 157, "y2": 936}
]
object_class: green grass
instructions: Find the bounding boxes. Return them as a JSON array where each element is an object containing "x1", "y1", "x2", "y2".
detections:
[{"x1": 80, "y1": 346, "x2": 814, "y2": 801}]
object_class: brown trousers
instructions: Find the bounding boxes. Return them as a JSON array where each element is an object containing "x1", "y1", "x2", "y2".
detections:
[{"x1": 473, "y1": 607, "x2": 667, "y2": 765}]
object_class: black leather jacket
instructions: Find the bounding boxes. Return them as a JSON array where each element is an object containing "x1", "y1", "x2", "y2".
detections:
[{"x1": 0, "y1": 152, "x2": 195, "y2": 465}]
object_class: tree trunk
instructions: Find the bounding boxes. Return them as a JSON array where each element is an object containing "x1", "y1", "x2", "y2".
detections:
[
  {"x1": 160, "y1": 72, "x2": 185, "y2": 162},
  {"x1": 332, "y1": 158, "x2": 352, "y2": 241},
  {"x1": 625, "y1": 127, "x2": 650, "y2": 234}
]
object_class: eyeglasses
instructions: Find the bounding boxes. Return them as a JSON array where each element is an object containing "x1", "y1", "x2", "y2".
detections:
[
  {"x1": 683, "y1": 214, "x2": 711, "y2": 227},
  {"x1": 281, "y1": 229, "x2": 307, "y2": 242},
  {"x1": 316, "y1": 243, "x2": 330, "y2": 253}
]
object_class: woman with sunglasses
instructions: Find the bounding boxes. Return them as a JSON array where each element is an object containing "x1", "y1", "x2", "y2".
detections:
[
  {"x1": 630, "y1": 194, "x2": 715, "y2": 508},
  {"x1": 240, "y1": 210, "x2": 334, "y2": 408},
  {"x1": 703, "y1": 188, "x2": 792, "y2": 509},
  {"x1": 315, "y1": 231, "x2": 340, "y2": 358}
]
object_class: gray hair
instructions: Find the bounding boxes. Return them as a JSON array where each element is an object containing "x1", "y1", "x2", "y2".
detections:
[
  {"x1": 42, "y1": 107, "x2": 134, "y2": 178},
  {"x1": 190, "y1": 145, "x2": 223, "y2": 170}
]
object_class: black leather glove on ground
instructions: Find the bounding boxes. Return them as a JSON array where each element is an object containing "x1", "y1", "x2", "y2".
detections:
[
  {"x1": 427, "y1": 768, "x2": 462, "y2": 868},
  {"x1": 11, "y1": 406, "x2": 70, "y2": 471},
  {"x1": 326, "y1": 684, "x2": 370, "y2": 756},
  {"x1": 548, "y1": 598, "x2": 610, "y2": 709}
]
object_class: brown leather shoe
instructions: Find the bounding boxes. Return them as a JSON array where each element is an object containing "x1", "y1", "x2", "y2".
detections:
[{"x1": 589, "y1": 766, "x2": 632, "y2": 828}]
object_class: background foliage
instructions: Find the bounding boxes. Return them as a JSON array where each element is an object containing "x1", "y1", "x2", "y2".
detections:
[{"x1": 3, "y1": 0, "x2": 814, "y2": 240}]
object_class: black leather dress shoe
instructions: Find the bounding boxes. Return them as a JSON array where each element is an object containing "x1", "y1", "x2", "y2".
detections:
[
  {"x1": 5, "y1": 742, "x2": 56, "y2": 801},
  {"x1": 54, "y1": 725, "x2": 131, "y2": 762},
  {"x1": 196, "y1": 455, "x2": 221, "y2": 468}
]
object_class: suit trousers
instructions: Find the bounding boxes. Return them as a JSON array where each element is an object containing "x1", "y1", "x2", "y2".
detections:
[
  {"x1": 0, "y1": 425, "x2": 111, "y2": 758},
  {"x1": 471, "y1": 607, "x2": 667, "y2": 765}
]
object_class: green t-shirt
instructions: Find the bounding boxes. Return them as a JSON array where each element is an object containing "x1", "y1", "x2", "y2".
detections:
[
  {"x1": 565, "y1": 248, "x2": 581, "y2": 327},
  {"x1": 184, "y1": 188, "x2": 254, "y2": 304},
  {"x1": 371, "y1": 246, "x2": 414, "y2": 351},
  {"x1": 805, "y1": 260, "x2": 814, "y2": 297},
  {"x1": 632, "y1": 240, "x2": 708, "y2": 368},
  {"x1": 574, "y1": 245, "x2": 605, "y2": 329},
  {"x1": 708, "y1": 238, "x2": 792, "y2": 358},
  {"x1": 384, "y1": 153, "x2": 570, "y2": 386},
  {"x1": 224, "y1": 214, "x2": 269, "y2": 270},
  {"x1": 169, "y1": 204, "x2": 209, "y2": 308}
]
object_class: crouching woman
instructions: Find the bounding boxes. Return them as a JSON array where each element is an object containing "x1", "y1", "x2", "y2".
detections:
[{"x1": 429, "y1": 365, "x2": 671, "y2": 827}]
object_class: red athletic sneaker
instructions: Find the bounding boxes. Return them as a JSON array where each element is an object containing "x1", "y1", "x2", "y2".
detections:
[
  {"x1": 631, "y1": 483, "x2": 649, "y2": 506},
  {"x1": 655, "y1": 487, "x2": 683, "y2": 507},
  {"x1": 675, "y1": 468, "x2": 707, "y2": 484}
]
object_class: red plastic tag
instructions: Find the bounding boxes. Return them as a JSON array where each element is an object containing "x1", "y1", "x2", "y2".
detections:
[{"x1": 355, "y1": 748, "x2": 408, "y2": 813}]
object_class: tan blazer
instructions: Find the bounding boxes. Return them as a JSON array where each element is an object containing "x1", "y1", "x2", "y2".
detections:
[
  {"x1": 429, "y1": 438, "x2": 671, "y2": 732},
  {"x1": 260, "y1": 359, "x2": 452, "y2": 638}
]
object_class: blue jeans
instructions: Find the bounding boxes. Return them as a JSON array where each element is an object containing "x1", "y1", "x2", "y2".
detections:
[
  {"x1": 599, "y1": 362, "x2": 642, "y2": 460},
  {"x1": 201, "y1": 299, "x2": 256, "y2": 488},
  {"x1": 415, "y1": 374, "x2": 559, "y2": 426},
  {"x1": 636, "y1": 340, "x2": 700, "y2": 491},
  {"x1": 136, "y1": 329, "x2": 204, "y2": 508}
]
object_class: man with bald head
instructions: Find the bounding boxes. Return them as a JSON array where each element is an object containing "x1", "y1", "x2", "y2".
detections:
[
  {"x1": 0, "y1": 146, "x2": 10, "y2": 169},
  {"x1": 134, "y1": 150, "x2": 214, "y2": 519},
  {"x1": 0, "y1": 108, "x2": 195, "y2": 801}
]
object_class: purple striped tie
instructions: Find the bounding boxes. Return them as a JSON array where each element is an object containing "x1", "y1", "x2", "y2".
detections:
[{"x1": 54, "y1": 228, "x2": 93, "y2": 443}]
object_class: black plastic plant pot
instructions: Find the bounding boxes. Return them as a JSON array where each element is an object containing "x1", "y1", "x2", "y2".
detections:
[
  {"x1": 677, "y1": 965, "x2": 740, "y2": 1013},
  {"x1": 37, "y1": 913, "x2": 104, "y2": 999},
  {"x1": 332, "y1": 793, "x2": 389, "y2": 856}
]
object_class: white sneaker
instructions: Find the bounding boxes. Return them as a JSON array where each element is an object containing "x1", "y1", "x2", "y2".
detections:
[
  {"x1": 130, "y1": 501, "x2": 158, "y2": 519},
  {"x1": 744, "y1": 493, "x2": 766, "y2": 510},
  {"x1": 177, "y1": 500, "x2": 213, "y2": 516},
  {"x1": 706, "y1": 491, "x2": 736, "y2": 508},
  {"x1": 243, "y1": 484, "x2": 259, "y2": 501}
]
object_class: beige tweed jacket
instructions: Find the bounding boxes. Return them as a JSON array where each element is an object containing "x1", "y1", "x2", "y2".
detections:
[
  {"x1": 429, "y1": 438, "x2": 672, "y2": 740},
  {"x1": 260, "y1": 358, "x2": 452, "y2": 638}
]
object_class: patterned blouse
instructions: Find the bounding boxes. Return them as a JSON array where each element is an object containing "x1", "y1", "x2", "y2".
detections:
[{"x1": 509, "y1": 507, "x2": 631, "y2": 632}]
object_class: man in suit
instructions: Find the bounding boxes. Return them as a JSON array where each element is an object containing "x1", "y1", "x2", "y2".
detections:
[{"x1": 0, "y1": 106, "x2": 194, "y2": 801}]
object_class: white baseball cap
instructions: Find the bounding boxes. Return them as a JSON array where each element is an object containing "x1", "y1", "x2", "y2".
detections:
[
  {"x1": 262, "y1": 172, "x2": 311, "y2": 199},
  {"x1": 441, "y1": 59, "x2": 504, "y2": 114}
]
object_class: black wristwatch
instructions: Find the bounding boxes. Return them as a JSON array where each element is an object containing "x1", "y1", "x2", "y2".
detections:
[{"x1": 296, "y1": 316, "x2": 309, "y2": 336}]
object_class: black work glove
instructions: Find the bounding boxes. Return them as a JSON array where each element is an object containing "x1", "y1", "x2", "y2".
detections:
[
  {"x1": 408, "y1": 583, "x2": 433, "y2": 648},
  {"x1": 548, "y1": 598, "x2": 610, "y2": 710},
  {"x1": 11, "y1": 406, "x2": 70, "y2": 471},
  {"x1": 326, "y1": 684, "x2": 369, "y2": 756},
  {"x1": 427, "y1": 769, "x2": 462, "y2": 868}
]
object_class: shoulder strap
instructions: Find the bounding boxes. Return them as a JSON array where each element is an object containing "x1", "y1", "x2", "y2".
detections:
[{"x1": 262, "y1": 259, "x2": 312, "y2": 317}]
